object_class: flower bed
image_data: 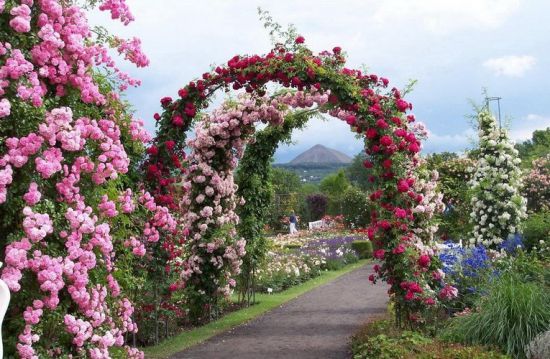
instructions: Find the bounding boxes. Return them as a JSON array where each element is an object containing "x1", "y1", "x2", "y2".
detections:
[{"x1": 256, "y1": 232, "x2": 364, "y2": 292}]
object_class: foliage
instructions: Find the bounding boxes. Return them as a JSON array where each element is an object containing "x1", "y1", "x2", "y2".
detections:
[
  {"x1": 346, "y1": 152, "x2": 376, "y2": 191},
  {"x1": 235, "y1": 107, "x2": 313, "y2": 304},
  {"x1": 351, "y1": 240, "x2": 373, "y2": 259},
  {"x1": 341, "y1": 185, "x2": 371, "y2": 228},
  {"x1": 469, "y1": 109, "x2": 527, "y2": 247},
  {"x1": 427, "y1": 156, "x2": 475, "y2": 241},
  {"x1": 516, "y1": 128, "x2": 550, "y2": 167},
  {"x1": 522, "y1": 211, "x2": 550, "y2": 251},
  {"x1": 442, "y1": 273, "x2": 550, "y2": 359},
  {"x1": 352, "y1": 318, "x2": 508, "y2": 359},
  {"x1": 320, "y1": 169, "x2": 351, "y2": 215}
]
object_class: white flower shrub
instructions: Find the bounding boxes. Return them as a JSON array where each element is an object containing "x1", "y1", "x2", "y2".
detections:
[{"x1": 468, "y1": 110, "x2": 527, "y2": 247}]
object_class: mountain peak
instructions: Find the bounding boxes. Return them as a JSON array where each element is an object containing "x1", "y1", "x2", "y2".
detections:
[{"x1": 289, "y1": 144, "x2": 352, "y2": 164}]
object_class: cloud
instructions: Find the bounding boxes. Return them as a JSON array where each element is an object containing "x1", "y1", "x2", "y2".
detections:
[
  {"x1": 483, "y1": 55, "x2": 537, "y2": 77},
  {"x1": 423, "y1": 128, "x2": 477, "y2": 153},
  {"x1": 509, "y1": 114, "x2": 550, "y2": 141},
  {"x1": 372, "y1": 0, "x2": 520, "y2": 34}
]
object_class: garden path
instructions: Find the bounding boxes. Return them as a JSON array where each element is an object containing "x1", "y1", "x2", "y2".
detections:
[{"x1": 171, "y1": 264, "x2": 388, "y2": 359}]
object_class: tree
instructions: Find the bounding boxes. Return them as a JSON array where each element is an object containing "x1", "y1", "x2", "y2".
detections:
[
  {"x1": 306, "y1": 193, "x2": 328, "y2": 220},
  {"x1": 320, "y1": 169, "x2": 350, "y2": 196},
  {"x1": 469, "y1": 110, "x2": 527, "y2": 247},
  {"x1": 320, "y1": 169, "x2": 350, "y2": 215},
  {"x1": 345, "y1": 152, "x2": 375, "y2": 191},
  {"x1": 516, "y1": 128, "x2": 550, "y2": 167}
]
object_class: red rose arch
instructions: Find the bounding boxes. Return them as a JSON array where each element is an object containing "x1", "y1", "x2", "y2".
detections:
[{"x1": 145, "y1": 39, "x2": 457, "y2": 324}]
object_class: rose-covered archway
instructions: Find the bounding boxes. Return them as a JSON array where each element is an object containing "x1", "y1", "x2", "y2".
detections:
[{"x1": 146, "y1": 38, "x2": 457, "y2": 324}]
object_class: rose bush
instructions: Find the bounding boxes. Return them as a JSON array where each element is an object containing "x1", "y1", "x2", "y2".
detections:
[{"x1": 0, "y1": 1, "x2": 175, "y2": 357}]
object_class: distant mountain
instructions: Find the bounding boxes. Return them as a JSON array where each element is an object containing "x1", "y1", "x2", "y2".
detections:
[{"x1": 289, "y1": 144, "x2": 352, "y2": 165}]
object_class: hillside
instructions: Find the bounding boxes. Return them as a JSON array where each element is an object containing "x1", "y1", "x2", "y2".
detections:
[
  {"x1": 289, "y1": 144, "x2": 352, "y2": 165},
  {"x1": 276, "y1": 145, "x2": 352, "y2": 183}
]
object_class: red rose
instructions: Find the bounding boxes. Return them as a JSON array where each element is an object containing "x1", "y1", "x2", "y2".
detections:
[
  {"x1": 146, "y1": 145, "x2": 158, "y2": 156},
  {"x1": 172, "y1": 116, "x2": 184, "y2": 127},
  {"x1": 404, "y1": 290, "x2": 414, "y2": 301},
  {"x1": 392, "y1": 244, "x2": 405, "y2": 254},
  {"x1": 363, "y1": 160, "x2": 373, "y2": 168},
  {"x1": 165, "y1": 140, "x2": 175, "y2": 151},
  {"x1": 295, "y1": 36, "x2": 305, "y2": 44},
  {"x1": 178, "y1": 88, "x2": 189, "y2": 98},
  {"x1": 346, "y1": 114, "x2": 357, "y2": 126},
  {"x1": 424, "y1": 297, "x2": 436, "y2": 306},
  {"x1": 397, "y1": 179, "x2": 409, "y2": 192},
  {"x1": 380, "y1": 135, "x2": 393, "y2": 146},
  {"x1": 333, "y1": 46, "x2": 342, "y2": 54},
  {"x1": 394, "y1": 207, "x2": 407, "y2": 219},
  {"x1": 408, "y1": 142, "x2": 420, "y2": 153},
  {"x1": 168, "y1": 283, "x2": 178, "y2": 292},
  {"x1": 418, "y1": 254, "x2": 431, "y2": 268},
  {"x1": 373, "y1": 249, "x2": 385, "y2": 259},
  {"x1": 153, "y1": 113, "x2": 161, "y2": 121},
  {"x1": 366, "y1": 128, "x2": 378, "y2": 139},
  {"x1": 368, "y1": 274, "x2": 376, "y2": 282},
  {"x1": 396, "y1": 98, "x2": 410, "y2": 112},
  {"x1": 382, "y1": 159, "x2": 392, "y2": 169},
  {"x1": 376, "y1": 119, "x2": 388, "y2": 129},
  {"x1": 160, "y1": 97, "x2": 172, "y2": 107},
  {"x1": 409, "y1": 282, "x2": 422, "y2": 293}
]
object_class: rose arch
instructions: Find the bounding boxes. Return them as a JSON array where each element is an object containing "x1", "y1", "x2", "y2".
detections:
[{"x1": 145, "y1": 40, "x2": 458, "y2": 324}]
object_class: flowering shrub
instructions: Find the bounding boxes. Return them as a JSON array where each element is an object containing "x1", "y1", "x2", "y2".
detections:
[
  {"x1": 523, "y1": 155, "x2": 550, "y2": 212},
  {"x1": 173, "y1": 91, "x2": 329, "y2": 321},
  {"x1": 0, "y1": 1, "x2": 175, "y2": 357},
  {"x1": 469, "y1": 110, "x2": 527, "y2": 247}
]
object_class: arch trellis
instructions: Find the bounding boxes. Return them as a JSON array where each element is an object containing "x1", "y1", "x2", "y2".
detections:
[{"x1": 145, "y1": 41, "x2": 457, "y2": 323}]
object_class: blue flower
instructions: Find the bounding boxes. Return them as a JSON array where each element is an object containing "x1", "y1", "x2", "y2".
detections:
[{"x1": 498, "y1": 233, "x2": 524, "y2": 254}]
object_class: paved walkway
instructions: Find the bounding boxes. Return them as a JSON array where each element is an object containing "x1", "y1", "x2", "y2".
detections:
[{"x1": 171, "y1": 264, "x2": 388, "y2": 359}]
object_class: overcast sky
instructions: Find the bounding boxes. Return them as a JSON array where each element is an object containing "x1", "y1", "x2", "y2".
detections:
[{"x1": 90, "y1": 0, "x2": 550, "y2": 163}]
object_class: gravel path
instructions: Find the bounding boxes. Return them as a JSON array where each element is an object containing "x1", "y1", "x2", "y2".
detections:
[{"x1": 170, "y1": 264, "x2": 388, "y2": 359}]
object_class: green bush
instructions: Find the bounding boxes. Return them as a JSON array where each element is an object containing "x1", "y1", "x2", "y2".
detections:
[
  {"x1": 442, "y1": 273, "x2": 550, "y2": 359},
  {"x1": 341, "y1": 186, "x2": 371, "y2": 228},
  {"x1": 351, "y1": 240, "x2": 373, "y2": 259},
  {"x1": 352, "y1": 318, "x2": 507, "y2": 359},
  {"x1": 523, "y1": 211, "x2": 550, "y2": 250}
]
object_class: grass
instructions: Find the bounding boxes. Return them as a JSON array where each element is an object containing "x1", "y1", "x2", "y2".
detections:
[{"x1": 143, "y1": 259, "x2": 369, "y2": 358}]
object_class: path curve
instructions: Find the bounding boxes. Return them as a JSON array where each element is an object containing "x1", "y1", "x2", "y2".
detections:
[{"x1": 170, "y1": 264, "x2": 388, "y2": 359}]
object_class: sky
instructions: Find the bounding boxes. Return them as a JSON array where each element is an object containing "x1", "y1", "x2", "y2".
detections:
[{"x1": 90, "y1": 0, "x2": 550, "y2": 163}]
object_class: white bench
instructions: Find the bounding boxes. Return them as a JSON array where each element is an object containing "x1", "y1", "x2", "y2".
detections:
[{"x1": 308, "y1": 220, "x2": 325, "y2": 230}]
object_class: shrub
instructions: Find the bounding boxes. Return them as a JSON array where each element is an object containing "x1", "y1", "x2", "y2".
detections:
[
  {"x1": 352, "y1": 318, "x2": 508, "y2": 359},
  {"x1": 442, "y1": 273, "x2": 550, "y2": 358},
  {"x1": 341, "y1": 186, "x2": 370, "y2": 228},
  {"x1": 522, "y1": 211, "x2": 550, "y2": 251},
  {"x1": 306, "y1": 193, "x2": 328, "y2": 221},
  {"x1": 351, "y1": 240, "x2": 373, "y2": 259}
]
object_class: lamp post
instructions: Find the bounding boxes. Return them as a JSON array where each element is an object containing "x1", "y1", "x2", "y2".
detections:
[{"x1": 485, "y1": 96, "x2": 502, "y2": 128}]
